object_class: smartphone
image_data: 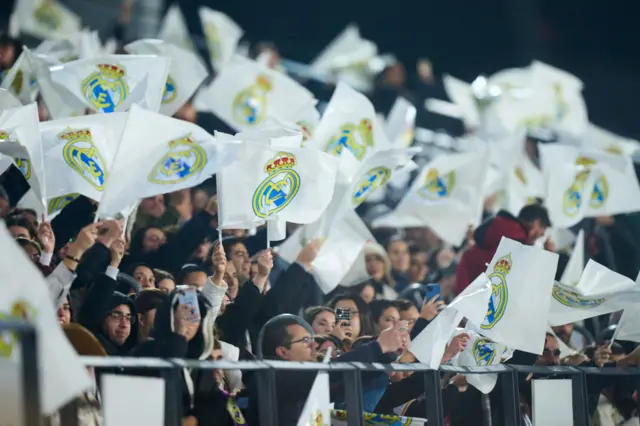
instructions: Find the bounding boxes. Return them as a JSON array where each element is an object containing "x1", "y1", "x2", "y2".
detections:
[
  {"x1": 425, "y1": 283, "x2": 441, "y2": 302},
  {"x1": 177, "y1": 287, "x2": 201, "y2": 323},
  {"x1": 335, "y1": 307, "x2": 351, "y2": 327}
]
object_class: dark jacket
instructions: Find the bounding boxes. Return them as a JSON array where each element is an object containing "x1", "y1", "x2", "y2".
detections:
[{"x1": 456, "y1": 210, "x2": 531, "y2": 294}]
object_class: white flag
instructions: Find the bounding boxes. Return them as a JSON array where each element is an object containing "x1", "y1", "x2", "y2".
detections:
[
  {"x1": 582, "y1": 124, "x2": 639, "y2": 157},
  {"x1": 96, "y1": 105, "x2": 241, "y2": 218},
  {"x1": 454, "y1": 330, "x2": 512, "y2": 394},
  {"x1": 539, "y1": 144, "x2": 640, "y2": 228},
  {"x1": 157, "y1": 5, "x2": 192, "y2": 50},
  {"x1": 0, "y1": 89, "x2": 22, "y2": 109},
  {"x1": 40, "y1": 113, "x2": 126, "y2": 209},
  {"x1": 410, "y1": 273, "x2": 492, "y2": 369},
  {"x1": 0, "y1": 51, "x2": 39, "y2": 104},
  {"x1": 306, "y1": 82, "x2": 391, "y2": 162},
  {"x1": 309, "y1": 24, "x2": 376, "y2": 77},
  {"x1": 296, "y1": 365, "x2": 330, "y2": 426},
  {"x1": 10, "y1": 0, "x2": 81, "y2": 41},
  {"x1": 373, "y1": 149, "x2": 488, "y2": 246},
  {"x1": 442, "y1": 75, "x2": 480, "y2": 129},
  {"x1": 476, "y1": 237, "x2": 558, "y2": 354},
  {"x1": 0, "y1": 103, "x2": 45, "y2": 210},
  {"x1": 613, "y1": 308, "x2": 640, "y2": 343},
  {"x1": 548, "y1": 260, "x2": 640, "y2": 326},
  {"x1": 124, "y1": 39, "x2": 208, "y2": 117},
  {"x1": 0, "y1": 222, "x2": 91, "y2": 414},
  {"x1": 199, "y1": 7, "x2": 244, "y2": 71},
  {"x1": 197, "y1": 55, "x2": 315, "y2": 131},
  {"x1": 276, "y1": 209, "x2": 372, "y2": 294},
  {"x1": 39, "y1": 55, "x2": 170, "y2": 118},
  {"x1": 560, "y1": 230, "x2": 584, "y2": 286},
  {"x1": 217, "y1": 142, "x2": 339, "y2": 229},
  {"x1": 385, "y1": 97, "x2": 416, "y2": 147}
]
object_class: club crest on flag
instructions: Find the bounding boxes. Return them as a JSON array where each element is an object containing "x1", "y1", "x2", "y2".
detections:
[
  {"x1": 204, "y1": 23, "x2": 223, "y2": 62},
  {"x1": 473, "y1": 338, "x2": 497, "y2": 366},
  {"x1": 515, "y1": 167, "x2": 527, "y2": 184},
  {"x1": 11, "y1": 70, "x2": 24, "y2": 95},
  {"x1": 552, "y1": 285, "x2": 606, "y2": 309},
  {"x1": 225, "y1": 398, "x2": 246, "y2": 424},
  {"x1": 48, "y1": 193, "x2": 80, "y2": 216},
  {"x1": 0, "y1": 300, "x2": 36, "y2": 358},
  {"x1": 60, "y1": 128, "x2": 108, "y2": 190},
  {"x1": 311, "y1": 410, "x2": 323, "y2": 426},
  {"x1": 297, "y1": 121, "x2": 314, "y2": 145},
  {"x1": 232, "y1": 75, "x2": 272, "y2": 127},
  {"x1": 419, "y1": 168, "x2": 455, "y2": 200},
  {"x1": 325, "y1": 119, "x2": 374, "y2": 160},
  {"x1": 562, "y1": 156, "x2": 609, "y2": 217},
  {"x1": 252, "y1": 152, "x2": 300, "y2": 218},
  {"x1": 33, "y1": 3, "x2": 61, "y2": 30},
  {"x1": 352, "y1": 166, "x2": 391, "y2": 206},
  {"x1": 481, "y1": 253, "x2": 511, "y2": 330},
  {"x1": 162, "y1": 75, "x2": 177, "y2": 105},
  {"x1": 553, "y1": 83, "x2": 569, "y2": 121},
  {"x1": 517, "y1": 115, "x2": 554, "y2": 131},
  {"x1": 0, "y1": 130, "x2": 30, "y2": 180},
  {"x1": 81, "y1": 63, "x2": 130, "y2": 113},
  {"x1": 148, "y1": 134, "x2": 207, "y2": 185}
]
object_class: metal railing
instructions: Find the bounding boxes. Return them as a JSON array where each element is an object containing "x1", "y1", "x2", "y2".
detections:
[{"x1": 5, "y1": 321, "x2": 640, "y2": 426}]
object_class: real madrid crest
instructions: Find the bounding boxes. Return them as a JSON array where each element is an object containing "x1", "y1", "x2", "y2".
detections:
[
  {"x1": 232, "y1": 75, "x2": 272, "y2": 127},
  {"x1": 0, "y1": 300, "x2": 36, "y2": 359},
  {"x1": 11, "y1": 69, "x2": 24, "y2": 95},
  {"x1": 562, "y1": 156, "x2": 608, "y2": 217},
  {"x1": 419, "y1": 168, "x2": 455, "y2": 200},
  {"x1": 312, "y1": 409, "x2": 324, "y2": 426},
  {"x1": 81, "y1": 63, "x2": 129, "y2": 113},
  {"x1": 148, "y1": 134, "x2": 207, "y2": 185},
  {"x1": 351, "y1": 166, "x2": 391, "y2": 206},
  {"x1": 0, "y1": 130, "x2": 31, "y2": 180},
  {"x1": 252, "y1": 152, "x2": 301, "y2": 218},
  {"x1": 297, "y1": 121, "x2": 314, "y2": 146},
  {"x1": 162, "y1": 75, "x2": 177, "y2": 105},
  {"x1": 33, "y1": 2, "x2": 61, "y2": 30},
  {"x1": 481, "y1": 253, "x2": 511, "y2": 330},
  {"x1": 204, "y1": 23, "x2": 223, "y2": 63},
  {"x1": 48, "y1": 193, "x2": 80, "y2": 216},
  {"x1": 551, "y1": 284, "x2": 605, "y2": 309},
  {"x1": 60, "y1": 128, "x2": 108, "y2": 190},
  {"x1": 325, "y1": 119, "x2": 374, "y2": 160},
  {"x1": 473, "y1": 338, "x2": 497, "y2": 366}
]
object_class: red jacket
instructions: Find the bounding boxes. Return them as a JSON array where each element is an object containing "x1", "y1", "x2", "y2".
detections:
[{"x1": 455, "y1": 211, "x2": 532, "y2": 294}]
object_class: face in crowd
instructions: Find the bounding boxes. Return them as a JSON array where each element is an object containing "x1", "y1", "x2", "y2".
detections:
[
  {"x1": 133, "y1": 265, "x2": 155, "y2": 289},
  {"x1": 537, "y1": 334, "x2": 561, "y2": 366},
  {"x1": 228, "y1": 242, "x2": 251, "y2": 281},
  {"x1": 103, "y1": 304, "x2": 133, "y2": 346},
  {"x1": 387, "y1": 240, "x2": 410, "y2": 273},
  {"x1": 277, "y1": 324, "x2": 317, "y2": 362},
  {"x1": 365, "y1": 254, "x2": 386, "y2": 282},
  {"x1": 311, "y1": 310, "x2": 335, "y2": 335},
  {"x1": 332, "y1": 299, "x2": 361, "y2": 338}
]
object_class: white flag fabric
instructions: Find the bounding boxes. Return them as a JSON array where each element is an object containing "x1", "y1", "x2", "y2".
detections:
[
  {"x1": 442, "y1": 75, "x2": 480, "y2": 129},
  {"x1": 296, "y1": 368, "x2": 330, "y2": 426},
  {"x1": 40, "y1": 113, "x2": 126, "y2": 211},
  {"x1": 199, "y1": 7, "x2": 244, "y2": 71},
  {"x1": 157, "y1": 5, "x2": 192, "y2": 50},
  {"x1": 276, "y1": 209, "x2": 372, "y2": 294},
  {"x1": 197, "y1": 55, "x2": 315, "y2": 131},
  {"x1": 293, "y1": 103, "x2": 321, "y2": 147},
  {"x1": 454, "y1": 330, "x2": 512, "y2": 394},
  {"x1": 306, "y1": 82, "x2": 391, "y2": 162},
  {"x1": 0, "y1": 89, "x2": 22, "y2": 109},
  {"x1": 10, "y1": 0, "x2": 81, "y2": 41},
  {"x1": 0, "y1": 51, "x2": 39, "y2": 105},
  {"x1": 373, "y1": 149, "x2": 488, "y2": 246},
  {"x1": 96, "y1": 105, "x2": 241, "y2": 218},
  {"x1": 582, "y1": 124, "x2": 639, "y2": 157},
  {"x1": 548, "y1": 260, "x2": 640, "y2": 326},
  {"x1": 613, "y1": 308, "x2": 640, "y2": 343},
  {"x1": 217, "y1": 142, "x2": 339, "y2": 229},
  {"x1": 560, "y1": 230, "x2": 584, "y2": 286},
  {"x1": 38, "y1": 55, "x2": 170, "y2": 119},
  {"x1": 385, "y1": 97, "x2": 416, "y2": 147},
  {"x1": 539, "y1": 144, "x2": 640, "y2": 228},
  {"x1": 0, "y1": 222, "x2": 91, "y2": 414},
  {"x1": 124, "y1": 39, "x2": 208, "y2": 117},
  {"x1": 476, "y1": 237, "x2": 558, "y2": 354},
  {"x1": 0, "y1": 103, "x2": 45, "y2": 209},
  {"x1": 309, "y1": 24, "x2": 377, "y2": 78},
  {"x1": 410, "y1": 273, "x2": 492, "y2": 369}
]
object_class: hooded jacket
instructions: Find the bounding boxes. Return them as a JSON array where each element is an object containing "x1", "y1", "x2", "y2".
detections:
[
  {"x1": 456, "y1": 210, "x2": 531, "y2": 294},
  {"x1": 133, "y1": 291, "x2": 237, "y2": 426}
]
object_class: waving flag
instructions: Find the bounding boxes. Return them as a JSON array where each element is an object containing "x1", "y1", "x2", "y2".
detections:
[
  {"x1": 306, "y1": 82, "x2": 391, "y2": 162},
  {"x1": 454, "y1": 330, "x2": 512, "y2": 394},
  {"x1": 96, "y1": 106, "x2": 241, "y2": 219},
  {"x1": 582, "y1": 124, "x2": 639, "y2": 157},
  {"x1": 197, "y1": 55, "x2": 315, "y2": 132},
  {"x1": 539, "y1": 144, "x2": 640, "y2": 228},
  {"x1": 0, "y1": 51, "x2": 39, "y2": 104},
  {"x1": 124, "y1": 39, "x2": 208, "y2": 117},
  {"x1": 0, "y1": 89, "x2": 22, "y2": 109},
  {"x1": 385, "y1": 97, "x2": 416, "y2": 147},
  {"x1": 38, "y1": 55, "x2": 170, "y2": 119},
  {"x1": 560, "y1": 230, "x2": 584, "y2": 287},
  {"x1": 10, "y1": 0, "x2": 80, "y2": 41}
]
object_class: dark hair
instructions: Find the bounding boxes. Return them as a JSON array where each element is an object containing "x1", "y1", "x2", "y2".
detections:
[
  {"x1": 518, "y1": 204, "x2": 551, "y2": 228},
  {"x1": 351, "y1": 335, "x2": 377, "y2": 348},
  {"x1": 5, "y1": 215, "x2": 36, "y2": 239},
  {"x1": 176, "y1": 264, "x2": 207, "y2": 285},
  {"x1": 260, "y1": 316, "x2": 301, "y2": 359},
  {"x1": 153, "y1": 269, "x2": 175, "y2": 285},
  {"x1": 222, "y1": 238, "x2": 245, "y2": 259},
  {"x1": 369, "y1": 300, "x2": 399, "y2": 326},
  {"x1": 394, "y1": 299, "x2": 417, "y2": 313},
  {"x1": 249, "y1": 41, "x2": 278, "y2": 59},
  {"x1": 0, "y1": 34, "x2": 23, "y2": 69},
  {"x1": 328, "y1": 294, "x2": 374, "y2": 337},
  {"x1": 304, "y1": 306, "x2": 335, "y2": 325},
  {"x1": 134, "y1": 289, "x2": 169, "y2": 315},
  {"x1": 129, "y1": 226, "x2": 164, "y2": 257}
]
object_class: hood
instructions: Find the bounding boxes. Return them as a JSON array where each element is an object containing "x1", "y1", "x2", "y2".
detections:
[
  {"x1": 151, "y1": 290, "x2": 215, "y2": 360},
  {"x1": 473, "y1": 210, "x2": 529, "y2": 250},
  {"x1": 101, "y1": 291, "x2": 139, "y2": 352}
]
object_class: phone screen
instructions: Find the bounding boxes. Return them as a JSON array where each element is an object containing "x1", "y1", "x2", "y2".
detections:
[
  {"x1": 425, "y1": 283, "x2": 441, "y2": 302},
  {"x1": 177, "y1": 288, "x2": 201, "y2": 322}
]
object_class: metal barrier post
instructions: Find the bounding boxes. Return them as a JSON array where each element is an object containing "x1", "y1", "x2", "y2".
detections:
[
  {"x1": 256, "y1": 368, "x2": 278, "y2": 426},
  {"x1": 58, "y1": 400, "x2": 79, "y2": 426},
  {"x1": 424, "y1": 370, "x2": 444, "y2": 426},
  {"x1": 570, "y1": 369, "x2": 589, "y2": 426},
  {"x1": 16, "y1": 321, "x2": 41, "y2": 426},
  {"x1": 160, "y1": 367, "x2": 181, "y2": 426},
  {"x1": 501, "y1": 366, "x2": 522, "y2": 426},
  {"x1": 342, "y1": 367, "x2": 364, "y2": 426}
]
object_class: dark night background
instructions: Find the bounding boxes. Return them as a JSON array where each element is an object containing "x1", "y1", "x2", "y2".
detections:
[{"x1": 2, "y1": 0, "x2": 640, "y2": 138}]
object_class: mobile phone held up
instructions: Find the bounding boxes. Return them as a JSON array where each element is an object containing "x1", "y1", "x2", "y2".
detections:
[
  {"x1": 425, "y1": 283, "x2": 441, "y2": 302},
  {"x1": 335, "y1": 307, "x2": 351, "y2": 327},
  {"x1": 177, "y1": 287, "x2": 201, "y2": 323}
]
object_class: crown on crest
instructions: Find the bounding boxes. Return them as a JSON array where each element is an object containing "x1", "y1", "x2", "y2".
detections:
[
  {"x1": 264, "y1": 152, "x2": 296, "y2": 175},
  {"x1": 255, "y1": 74, "x2": 272, "y2": 92},
  {"x1": 493, "y1": 253, "x2": 512, "y2": 275},
  {"x1": 59, "y1": 128, "x2": 92, "y2": 140},
  {"x1": 97, "y1": 63, "x2": 126, "y2": 79},
  {"x1": 168, "y1": 134, "x2": 195, "y2": 148},
  {"x1": 576, "y1": 156, "x2": 596, "y2": 167}
]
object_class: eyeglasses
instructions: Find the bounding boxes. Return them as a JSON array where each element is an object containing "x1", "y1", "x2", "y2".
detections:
[
  {"x1": 290, "y1": 336, "x2": 314, "y2": 346},
  {"x1": 109, "y1": 311, "x2": 136, "y2": 324},
  {"x1": 543, "y1": 348, "x2": 561, "y2": 357}
]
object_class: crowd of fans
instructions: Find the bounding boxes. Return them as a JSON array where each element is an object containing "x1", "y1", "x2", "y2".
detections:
[{"x1": 3, "y1": 3, "x2": 640, "y2": 426}]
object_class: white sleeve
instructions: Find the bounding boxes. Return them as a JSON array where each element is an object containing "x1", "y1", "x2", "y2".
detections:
[
  {"x1": 39, "y1": 252, "x2": 53, "y2": 266},
  {"x1": 46, "y1": 263, "x2": 77, "y2": 308},
  {"x1": 201, "y1": 277, "x2": 228, "y2": 322}
]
